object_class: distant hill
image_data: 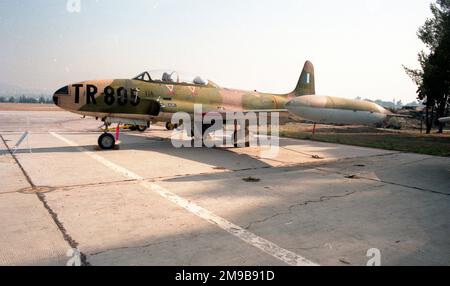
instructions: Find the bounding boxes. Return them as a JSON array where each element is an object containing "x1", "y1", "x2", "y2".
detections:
[
  {"x1": 0, "y1": 83, "x2": 52, "y2": 98},
  {"x1": 0, "y1": 83, "x2": 53, "y2": 104}
]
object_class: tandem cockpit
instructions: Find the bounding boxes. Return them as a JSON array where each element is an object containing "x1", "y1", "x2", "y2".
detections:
[{"x1": 133, "y1": 70, "x2": 217, "y2": 87}]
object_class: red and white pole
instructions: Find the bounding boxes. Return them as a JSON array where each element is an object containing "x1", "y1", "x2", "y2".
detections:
[{"x1": 115, "y1": 124, "x2": 120, "y2": 141}]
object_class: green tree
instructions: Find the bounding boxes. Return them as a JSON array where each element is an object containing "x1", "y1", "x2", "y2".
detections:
[{"x1": 404, "y1": 0, "x2": 450, "y2": 133}]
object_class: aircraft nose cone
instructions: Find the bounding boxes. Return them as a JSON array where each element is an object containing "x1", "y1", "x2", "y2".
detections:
[
  {"x1": 52, "y1": 94, "x2": 59, "y2": 106},
  {"x1": 53, "y1": 85, "x2": 69, "y2": 107}
]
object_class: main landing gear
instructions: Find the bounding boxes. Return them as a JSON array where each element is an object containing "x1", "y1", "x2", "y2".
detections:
[
  {"x1": 231, "y1": 120, "x2": 251, "y2": 148},
  {"x1": 129, "y1": 125, "x2": 148, "y2": 132},
  {"x1": 166, "y1": 122, "x2": 179, "y2": 131},
  {"x1": 191, "y1": 121, "x2": 251, "y2": 148}
]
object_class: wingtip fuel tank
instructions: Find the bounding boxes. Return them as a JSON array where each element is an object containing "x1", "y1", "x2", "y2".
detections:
[{"x1": 286, "y1": 95, "x2": 391, "y2": 125}]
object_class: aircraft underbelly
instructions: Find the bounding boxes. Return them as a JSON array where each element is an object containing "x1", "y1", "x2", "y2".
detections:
[{"x1": 73, "y1": 110, "x2": 171, "y2": 122}]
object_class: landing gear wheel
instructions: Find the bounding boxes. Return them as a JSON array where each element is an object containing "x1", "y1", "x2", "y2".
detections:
[
  {"x1": 190, "y1": 128, "x2": 208, "y2": 147},
  {"x1": 232, "y1": 130, "x2": 250, "y2": 148},
  {"x1": 166, "y1": 122, "x2": 175, "y2": 131},
  {"x1": 233, "y1": 130, "x2": 239, "y2": 148},
  {"x1": 98, "y1": 133, "x2": 116, "y2": 150},
  {"x1": 137, "y1": 125, "x2": 148, "y2": 132}
]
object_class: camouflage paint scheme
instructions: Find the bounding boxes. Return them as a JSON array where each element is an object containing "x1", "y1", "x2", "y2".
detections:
[
  {"x1": 53, "y1": 61, "x2": 390, "y2": 126},
  {"x1": 54, "y1": 79, "x2": 291, "y2": 123},
  {"x1": 290, "y1": 95, "x2": 387, "y2": 113},
  {"x1": 53, "y1": 62, "x2": 317, "y2": 123}
]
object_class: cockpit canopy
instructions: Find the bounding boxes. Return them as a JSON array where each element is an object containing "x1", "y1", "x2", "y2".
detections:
[{"x1": 133, "y1": 70, "x2": 210, "y2": 86}]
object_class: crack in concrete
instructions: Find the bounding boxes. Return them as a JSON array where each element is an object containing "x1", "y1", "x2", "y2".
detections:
[
  {"x1": 244, "y1": 191, "x2": 357, "y2": 230},
  {"x1": 286, "y1": 244, "x2": 327, "y2": 251},
  {"x1": 280, "y1": 146, "x2": 324, "y2": 159},
  {"x1": 89, "y1": 235, "x2": 199, "y2": 257},
  {"x1": 52, "y1": 179, "x2": 140, "y2": 192},
  {"x1": 0, "y1": 134, "x2": 91, "y2": 266},
  {"x1": 315, "y1": 167, "x2": 450, "y2": 197},
  {"x1": 395, "y1": 157, "x2": 436, "y2": 167},
  {"x1": 36, "y1": 192, "x2": 91, "y2": 266},
  {"x1": 0, "y1": 165, "x2": 274, "y2": 196},
  {"x1": 3, "y1": 167, "x2": 273, "y2": 195}
]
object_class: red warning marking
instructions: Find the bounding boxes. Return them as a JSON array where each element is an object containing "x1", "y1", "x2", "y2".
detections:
[
  {"x1": 115, "y1": 124, "x2": 120, "y2": 141},
  {"x1": 188, "y1": 86, "x2": 197, "y2": 96},
  {"x1": 165, "y1": 85, "x2": 175, "y2": 94}
]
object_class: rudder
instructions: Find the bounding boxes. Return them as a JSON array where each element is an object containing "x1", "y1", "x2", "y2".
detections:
[{"x1": 294, "y1": 61, "x2": 315, "y2": 96}]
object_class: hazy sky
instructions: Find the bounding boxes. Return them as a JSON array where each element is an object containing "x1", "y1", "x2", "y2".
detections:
[{"x1": 0, "y1": 0, "x2": 432, "y2": 102}]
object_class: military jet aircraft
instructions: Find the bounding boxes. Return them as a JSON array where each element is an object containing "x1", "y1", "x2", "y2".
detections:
[
  {"x1": 439, "y1": 117, "x2": 450, "y2": 123},
  {"x1": 53, "y1": 61, "x2": 392, "y2": 149}
]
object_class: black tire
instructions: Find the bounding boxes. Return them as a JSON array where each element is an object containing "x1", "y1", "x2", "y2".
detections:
[
  {"x1": 232, "y1": 130, "x2": 250, "y2": 148},
  {"x1": 166, "y1": 122, "x2": 174, "y2": 131},
  {"x1": 137, "y1": 125, "x2": 148, "y2": 132},
  {"x1": 129, "y1": 125, "x2": 137, "y2": 131},
  {"x1": 191, "y1": 125, "x2": 211, "y2": 137},
  {"x1": 98, "y1": 133, "x2": 116, "y2": 150}
]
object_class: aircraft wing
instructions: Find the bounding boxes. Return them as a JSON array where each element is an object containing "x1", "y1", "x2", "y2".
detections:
[
  {"x1": 241, "y1": 109, "x2": 289, "y2": 113},
  {"x1": 198, "y1": 109, "x2": 289, "y2": 117}
]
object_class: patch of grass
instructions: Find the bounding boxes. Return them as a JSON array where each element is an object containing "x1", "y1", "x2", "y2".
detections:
[{"x1": 280, "y1": 130, "x2": 450, "y2": 157}]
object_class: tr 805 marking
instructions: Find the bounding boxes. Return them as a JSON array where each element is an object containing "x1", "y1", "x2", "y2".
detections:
[{"x1": 72, "y1": 84, "x2": 140, "y2": 106}]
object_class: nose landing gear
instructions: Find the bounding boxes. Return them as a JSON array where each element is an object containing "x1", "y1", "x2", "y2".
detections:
[
  {"x1": 97, "y1": 121, "x2": 116, "y2": 150},
  {"x1": 97, "y1": 119, "x2": 152, "y2": 150},
  {"x1": 98, "y1": 133, "x2": 116, "y2": 150}
]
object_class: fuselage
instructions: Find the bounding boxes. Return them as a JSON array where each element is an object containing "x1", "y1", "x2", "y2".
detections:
[
  {"x1": 53, "y1": 66, "x2": 391, "y2": 127},
  {"x1": 53, "y1": 78, "x2": 292, "y2": 123},
  {"x1": 51, "y1": 62, "x2": 395, "y2": 151}
]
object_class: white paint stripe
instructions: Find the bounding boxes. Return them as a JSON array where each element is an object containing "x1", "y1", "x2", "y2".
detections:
[{"x1": 50, "y1": 132, "x2": 318, "y2": 266}]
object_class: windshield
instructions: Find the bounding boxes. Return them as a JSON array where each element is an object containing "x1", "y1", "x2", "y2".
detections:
[
  {"x1": 133, "y1": 70, "x2": 209, "y2": 86},
  {"x1": 134, "y1": 72, "x2": 151, "y2": 82}
]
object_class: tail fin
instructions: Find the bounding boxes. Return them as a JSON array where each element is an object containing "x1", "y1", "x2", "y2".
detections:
[{"x1": 294, "y1": 61, "x2": 315, "y2": 96}]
